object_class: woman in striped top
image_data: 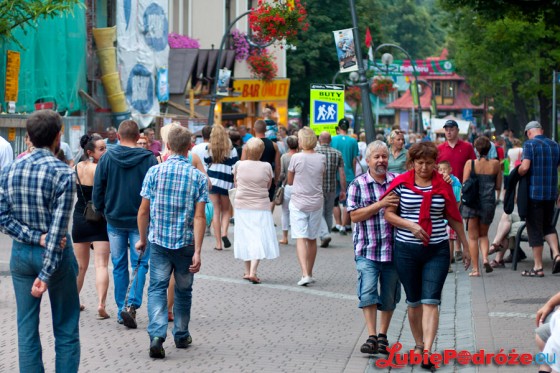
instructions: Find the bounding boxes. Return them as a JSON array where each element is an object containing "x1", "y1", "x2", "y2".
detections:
[
  {"x1": 384, "y1": 142, "x2": 469, "y2": 367},
  {"x1": 203, "y1": 125, "x2": 238, "y2": 251}
]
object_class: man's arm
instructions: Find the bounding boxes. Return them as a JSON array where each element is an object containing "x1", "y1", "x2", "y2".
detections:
[
  {"x1": 135, "y1": 198, "x2": 150, "y2": 253},
  {"x1": 92, "y1": 157, "x2": 107, "y2": 213},
  {"x1": 338, "y1": 165, "x2": 347, "y2": 201},
  {"x1": 191, "y1": 202, "x2": 206, "y2": 273},
  {"x1": 537, "y1": 292, "x2": 560, "y2": 326},
  {"x1": 38, "y1": 171, "x2": 76, "y2": 285},
  {"x1": 518, "y1": 159, "x2": 531, "y2": 176},
  {"x1": 273, "y1": 142, "x2": 281, "y2": 183}
]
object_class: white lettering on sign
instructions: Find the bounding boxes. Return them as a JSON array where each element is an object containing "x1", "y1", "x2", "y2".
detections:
[{"x1": 132, "y1": 75, "x2": 149, "y2": 102}]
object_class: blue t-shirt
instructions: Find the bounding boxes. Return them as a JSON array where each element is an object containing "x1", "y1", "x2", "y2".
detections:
[{"x1": 331, "y1": 134, "x2": 359, "y2": 182}]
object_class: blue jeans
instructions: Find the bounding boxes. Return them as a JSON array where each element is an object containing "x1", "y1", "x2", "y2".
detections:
[
  {"x1": 394, "y1": 240, "x2": 450, "y2": 307},
  {"x1": 147, "y1": 243, "x2": 194, "y2": 343},
  {"x1": 10, "y1": 237, "x2": 80, "y2": 373},
  {"x1": 107, "y1": 224, "x2": 150, "y2": 318},
  {"x1": 355, "y1": 256, "x2": 401, "y2": 310}
]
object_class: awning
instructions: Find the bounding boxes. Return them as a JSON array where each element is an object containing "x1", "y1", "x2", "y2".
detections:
[{"x1": 168, "y1": 49, "x2": 198, "y2": 94}]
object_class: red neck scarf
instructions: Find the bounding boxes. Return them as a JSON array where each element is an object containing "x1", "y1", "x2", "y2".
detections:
[{"x1": 381, "y1": 170, "x2": 462, "y2": 245}]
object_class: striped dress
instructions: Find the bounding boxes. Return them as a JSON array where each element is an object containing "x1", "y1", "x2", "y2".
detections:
[
  {"x1": 204, "y1": 147, "x2": 238, "y2": 195},
  {"x1": 392, "y1": 184, "x2": 449, "y2": 245}
]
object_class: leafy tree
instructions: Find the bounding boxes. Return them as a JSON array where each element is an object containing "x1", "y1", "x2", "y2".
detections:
[
  {"x1": 440, "y1": 0, "x2": 560, "y2": 136},
  {"x1": 0, "y1": 0, "x2": 83, "y2": 45}
]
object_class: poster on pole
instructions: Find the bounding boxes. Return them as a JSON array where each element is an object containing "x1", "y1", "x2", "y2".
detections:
[
  {"x1": 5, "y1": 50, "x2": 21, "y2": 103},
  {"x1": 310, "y1": 84, "x2": 345, "y2": 135},
  {"x1": 333, "y1": 29, "x2": 358, "y2": 73}
]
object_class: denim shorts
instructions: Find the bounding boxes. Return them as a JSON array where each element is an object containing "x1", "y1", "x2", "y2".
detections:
[
  {"x1": 355, "y1": 256, "x2": 401, "y2": 310},
  {"x1": 394, "y1": 240, "x2": 450, "y2": 307}
]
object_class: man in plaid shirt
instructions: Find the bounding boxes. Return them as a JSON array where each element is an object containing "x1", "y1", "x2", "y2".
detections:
[
  {"x1": 316, "y1": 131, "x2": 346, "y2": 248},
  {"x1": 136, "y1": 126, "x2": 209, "y2": 359},
  {"x1": 346, "y1": 140, "x2": 401, "y2": 356},
  {"x1": 0, "y1": 110, "x2": 80, "y2": 372}
]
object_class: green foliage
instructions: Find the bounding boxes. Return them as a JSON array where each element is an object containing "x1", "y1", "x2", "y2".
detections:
[
  {"x1": 0, "y1": 0, "x2": 84, "y2": 45},
  {"x1": 441, "y1": 0, "x2": 560, "y2": 133}
]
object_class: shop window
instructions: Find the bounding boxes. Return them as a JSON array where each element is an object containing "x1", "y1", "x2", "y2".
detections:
[{"x1": 169, "y1": 0, "x2": 189, "y2": 35}]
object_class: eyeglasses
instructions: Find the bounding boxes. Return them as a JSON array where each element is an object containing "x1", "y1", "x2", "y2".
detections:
[{"x1": 137, "y1": 142, "x2": 147, "y2": 146}]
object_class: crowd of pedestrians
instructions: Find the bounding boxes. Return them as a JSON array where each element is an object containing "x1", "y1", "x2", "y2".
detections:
[{"x1": 1, "y1": 109, "x2": 560, "y2": 371}]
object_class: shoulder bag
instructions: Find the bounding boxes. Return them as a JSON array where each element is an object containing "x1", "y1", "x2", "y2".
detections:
[
  {"x1": 461, "y1": 160, "x2": 479, "y2": 208},
  {"x1": 75, "y1": 165, "x2": 105, "y2": 224}
]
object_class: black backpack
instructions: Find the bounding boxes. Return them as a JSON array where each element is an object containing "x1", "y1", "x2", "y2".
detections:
[{"x1": 461, "y1": 160, "x2": 479, "y2": 208}]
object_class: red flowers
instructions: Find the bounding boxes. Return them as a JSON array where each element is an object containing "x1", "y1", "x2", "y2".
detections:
[
  {"x1": 249, "y1": 0, "x2": 309, "y2": 45},
  {"x1": 371, "y1": 76, "x2": 396, "y2": 98},
  {"x1": 247, "y1": 48, "x2": 278, "y2": 82}
]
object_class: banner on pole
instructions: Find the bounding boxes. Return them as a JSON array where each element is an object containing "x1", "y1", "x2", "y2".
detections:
[
  {"x1": 310, "y1": 84, "x2": 345, "y2": 135},
  {"x1": 333, "y1": 29, "x2": 358, "y2": 73},
  {"x1": 368, "y1": 59, "x2": 455, "y2": 76}
]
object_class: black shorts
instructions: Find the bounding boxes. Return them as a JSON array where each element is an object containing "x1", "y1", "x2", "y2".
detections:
[{"x1": 526, "y1": 199, "x2": 557, "y2": 247}]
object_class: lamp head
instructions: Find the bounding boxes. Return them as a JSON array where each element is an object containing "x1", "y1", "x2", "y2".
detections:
[{"x1": 381, "y1": 53, "x2": 394, "y2": 66}]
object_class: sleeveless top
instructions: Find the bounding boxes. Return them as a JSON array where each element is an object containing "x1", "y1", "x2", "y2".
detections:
[{"x1": 260, "y1": 138, "x2": 275, "y2": 168}]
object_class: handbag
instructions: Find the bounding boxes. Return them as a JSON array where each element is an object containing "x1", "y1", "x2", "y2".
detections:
[
  {"x1": 75, "y1": 166, "x2": 105, "y2": 224},
  {"x1": 461, "y1": 160, "x2": 479, "y2": 208},
  {"x1": 274, "y1": 185, "x2": 285, "y2": 205}
]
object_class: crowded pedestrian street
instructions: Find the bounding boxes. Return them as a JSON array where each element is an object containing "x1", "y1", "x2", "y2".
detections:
[{"x1": 0, "y1": 204, "x2": 555, "y2": 373}]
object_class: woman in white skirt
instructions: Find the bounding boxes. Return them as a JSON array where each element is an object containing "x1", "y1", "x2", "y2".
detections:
[
  {"x1": 288, "y1": 127, "x2": 326, "y2": 286},
  {"x1": 233, "y1": 138, "x2": 279, "y2": 284}
]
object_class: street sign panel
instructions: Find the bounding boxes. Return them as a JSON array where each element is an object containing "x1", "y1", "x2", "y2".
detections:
[
  {"x1": 5, "y1": 50, "x2": 21, "y2": 103},
  {"x1": 310, "y1": 84, "x2": 345, "y2": 135}
]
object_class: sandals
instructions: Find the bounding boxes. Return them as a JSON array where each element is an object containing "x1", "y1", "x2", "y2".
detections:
[
  {"x1": 553, "y1": 255, "x2": 560, "y2": 274},
  {"x1": 521, "y1": 268, "x2": 544, "y2": 277},
  {"x1": 469, "y1": 269, "x2": 480, "y2": 277},
  {"x1": 488, "y1": 243, "x2": 503, "y2": 255},
  {"x1": 360, "y1": 335, "x2": 378, "y2": 354},
  {"x1": 490, "y1": 259, "x2": 505, "y2": 268},
  {"x1": 377, "y1": 333, "x2": 389, "y2": 355},
  {"x1": 246, "y1": 276, "x2": 261, "y2": 284},
  {"x1": 221, "y1": 236, "x2": 231, "y2": 248},
  {"x1": 483, "y1": 262, "x2": 493, "y2": 273}
]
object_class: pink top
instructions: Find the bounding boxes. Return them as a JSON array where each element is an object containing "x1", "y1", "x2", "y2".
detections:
[
  {"x1": 233, "y1": 160, "x2": 273, "y2": 211},
  {"x1": 289, "y1": 152, "x2": 326, "y2": 212}
]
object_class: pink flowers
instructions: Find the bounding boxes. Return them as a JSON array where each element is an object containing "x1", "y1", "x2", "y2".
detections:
[{"x1": 168, "y1": 33, "x2": 200, "y2": 49}]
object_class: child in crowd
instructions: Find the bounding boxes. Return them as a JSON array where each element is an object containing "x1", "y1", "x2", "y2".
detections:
[{"x1": 438, "y1": 161, "x2": 463, "y2": 272}]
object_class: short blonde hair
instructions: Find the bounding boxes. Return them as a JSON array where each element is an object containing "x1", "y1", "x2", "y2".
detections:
[
  {"x1": 244, "y1": 138, "x2": 265, "y2": 160},
  {"x1": 298, "y1": 127, "x2": 317, "y2": 150}
]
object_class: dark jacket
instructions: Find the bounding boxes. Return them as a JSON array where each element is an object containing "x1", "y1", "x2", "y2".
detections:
[
  {"x1": 504, "y1": 166, "x2": 529, "y2": 219},
  {"x1": 93, "y1": 145, "x2": 157, "y2": 228}
]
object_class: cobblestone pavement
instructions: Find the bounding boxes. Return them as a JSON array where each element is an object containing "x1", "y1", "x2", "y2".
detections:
[{"x1": 0, "y1": 204, "x2": 558, "y2": 372}]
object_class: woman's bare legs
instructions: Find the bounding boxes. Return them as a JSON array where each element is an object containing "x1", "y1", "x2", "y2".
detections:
[
  {"x1": 93, "y1": 241, "x2": 110, "y2": 318},
  {"x1": 219, "y1": 194, "x2": 232, "y2": 238},
  {"x1": 74, "y1": 242, "x2": 90, "y2": 311},
  {"x1": 479, "y1": 223, "x2": 491, "y2": 265},
  {"x1": 296, "y1": 238, "x2": 317, "y2": 278},
  {"x1": 422, "y1": 304, "x2": 439, "y2": 352},
  {"x1": 467, "y1": 218, "x2": 480, "y2": 273}
]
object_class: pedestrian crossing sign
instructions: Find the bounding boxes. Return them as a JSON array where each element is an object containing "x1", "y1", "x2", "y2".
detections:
[{"x1": 310, "y1": 84, "x2": 345, "y2": 135}]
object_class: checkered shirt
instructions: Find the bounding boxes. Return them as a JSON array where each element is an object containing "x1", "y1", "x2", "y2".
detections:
[
  {"x1": 346, "y1": 171, "x2": 396, "y2": 262},
  {"x1": 316, "y1": 144, "x2": 344, "y2": 193},
  {"x1": 140, "y1": 154, "x2": 209, "y2": 249},
  {"x1": 0, "y1": 148, "x2": 75, "y2": 283},
  {"x1": 523, "y1": 135, "x2": 560, "y2": 201}
]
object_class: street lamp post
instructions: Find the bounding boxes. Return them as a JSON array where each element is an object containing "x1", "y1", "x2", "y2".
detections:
[
  {"x1": 208, "y1": 10, "x2": 271, "y2": 126},
  {"x1": 372, "y1": 43, "x2": 422, "y2": 133},
  {"x1": 348, "y1": 0, "x2": 375, "y2": 144}
]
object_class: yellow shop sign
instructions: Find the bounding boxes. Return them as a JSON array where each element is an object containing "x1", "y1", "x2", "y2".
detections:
[{"x1": 220, "y1": 79, "x2": 290, "y2": 102}]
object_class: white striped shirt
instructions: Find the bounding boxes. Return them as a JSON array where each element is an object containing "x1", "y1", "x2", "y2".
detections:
[{"x1": 393, "y1": 184, "x2": 448, "y2": 244}]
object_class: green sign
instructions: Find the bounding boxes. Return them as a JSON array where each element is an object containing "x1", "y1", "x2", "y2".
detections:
[
  {"x1": 310, "y1": 84, "x2": 345, "y2": 135},
  {"x1": 368, "y1": 59, "x2": 455, "y2": 76}
]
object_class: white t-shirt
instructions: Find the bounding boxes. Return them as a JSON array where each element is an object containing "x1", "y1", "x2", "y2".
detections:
[
  {"x1": 0, "y1": 136, "x2": 14, "y2": 170},
  {"x1": 191, "y1": 142, "x2": 209, "y2": 170},
  {"x1": 507, "y1": 148, "x2": 523, "y2": 173}
]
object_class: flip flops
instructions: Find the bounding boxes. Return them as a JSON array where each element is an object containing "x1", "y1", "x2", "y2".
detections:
[
  {"x1": 521, "y1": 268, "x2": 544, "y2": 277},
  {"x1": 553, "y1": 255, "x2": 560, "y2": 274}
]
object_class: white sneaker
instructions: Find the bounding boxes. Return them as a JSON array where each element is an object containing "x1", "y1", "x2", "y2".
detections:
[{"x1": 297, "y1": 276, "x2": 312, "y2": 286}]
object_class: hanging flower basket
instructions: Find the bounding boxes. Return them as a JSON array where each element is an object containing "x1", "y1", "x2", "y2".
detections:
[
  {"x1": 247, "y1": 48, "x2": 278, "y2": 82},
  {"x1": 231, "y1": 29, "x2": 250, "y2": 62},
  {"x1": 371, "y1": 76, "x2": 396, "y2": 98},
  {"x1": 345, "y1": 86, "x2": 361, "y2": 102},
  {"x1": 249, "y1": 0, "x2": 309, "y2": 45}
]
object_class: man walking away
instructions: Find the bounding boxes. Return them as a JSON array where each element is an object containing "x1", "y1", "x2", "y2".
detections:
[
  {"x1": 136, "y1": 126, "x2": 209, "y2": 358},
  {"x1": 93, "y1": 120, "x2": 158, "y2": 328},
  {"x1": 316, "y1": 131, "x2": 346, "y2": 247},
  {"x1": 0, "y1": 110, "x2": 80, "y2": 372},
  {"x1": 518, "y1": 121, "x2": 560, "y2": 277}
]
